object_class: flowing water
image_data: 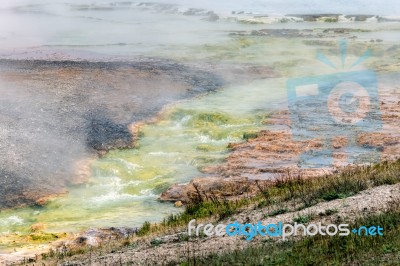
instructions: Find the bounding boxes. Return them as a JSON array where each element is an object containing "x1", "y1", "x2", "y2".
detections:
[
  {"x1": 1, "y1": 0, "x2": 400, "y2": 253},
  {"x1": 0, "y1": 77, "x2": 289, "y2": 252}
]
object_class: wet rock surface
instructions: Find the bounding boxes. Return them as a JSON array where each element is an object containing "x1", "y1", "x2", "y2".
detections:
[
  {"x1": 160, "y1": 176, "x2": 253, "y2": 203},
  {"x1": 0, "y1": 59, "x2": 224, "y2": 209},
  {"x1": 68, "y1": 227, "x2": 138, "y2": 248},
  {"x1": 160, "y1": 80, "x2": 400, "y2": 203}
]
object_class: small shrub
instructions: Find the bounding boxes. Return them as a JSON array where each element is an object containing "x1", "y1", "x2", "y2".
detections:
[
  {"x1": 322, "y1": 192, "x2": 348, "y2": 201},
  {"x1": 150, "y1": 238, "x2": 164, "y2": 246},
  {"x1": 293, "y1": 215, "x2": 312, "y2": 224},
  {"x1": 242, "y1": 132, "x2": 259, "y2": 141},
  {"x1": 268, "y1": 208, "x2": 288, "y2": 217},
  {"x1": 319, "y1": 209, "x2": 338, "y2": 216},
  {"x1": 137, "y1": 221, "x2": 151, "y2": 236}
]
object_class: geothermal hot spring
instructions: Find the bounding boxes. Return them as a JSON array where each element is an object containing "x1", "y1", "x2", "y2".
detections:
[
  {"x1": 0, "y1": 75, "x2": 288, "y2": 233},
  {"x1": 0, "y1": 0, "x2": 400, "y2": 253}
]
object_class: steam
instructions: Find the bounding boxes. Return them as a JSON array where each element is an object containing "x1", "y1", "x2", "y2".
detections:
[
  {"x1": 0, "y1": 74, "x2": 91, "y2": 206},
  {"x1": 1, "y1": 0, "x2": 399, "y2": 57}
]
